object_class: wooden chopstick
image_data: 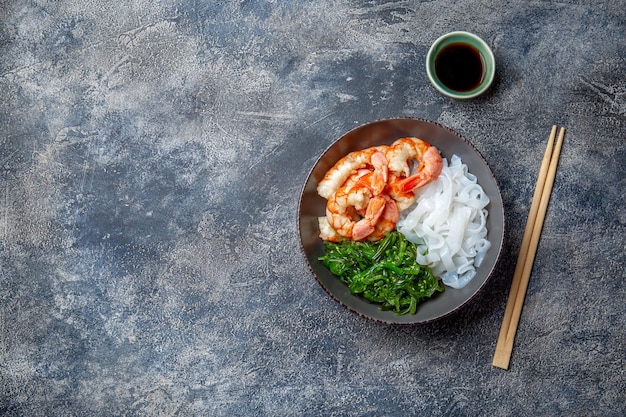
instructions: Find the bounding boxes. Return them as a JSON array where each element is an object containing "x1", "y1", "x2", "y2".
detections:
[
  {"x1": 492, "y1": 126, "x2": 556, "y2": 366},
  {"x1": 492, "y1": 126, "x2": 565, "y2": 370}
]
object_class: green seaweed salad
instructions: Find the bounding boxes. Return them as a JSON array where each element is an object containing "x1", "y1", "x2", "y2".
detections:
[{"x1": 319, "y1": 231, "x2": 445, "y2": 315}]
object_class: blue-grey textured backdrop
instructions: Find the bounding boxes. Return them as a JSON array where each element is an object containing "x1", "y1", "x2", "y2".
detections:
[{"x1": 1, "y1": 1, "x2": 625, "y2": 415}]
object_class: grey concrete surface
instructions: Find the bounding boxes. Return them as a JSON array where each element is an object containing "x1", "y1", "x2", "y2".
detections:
[{"x1": 1, "y1": 0, "x2": 625, "y2": 416}]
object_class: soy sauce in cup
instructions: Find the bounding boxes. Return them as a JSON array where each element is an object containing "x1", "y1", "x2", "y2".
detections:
[
  {"x1": 434, "y1": 42, "x2": 485, "y2": 92},
  {"x1": 426, "y1": 31, "x2": 495, "y2": 99}
]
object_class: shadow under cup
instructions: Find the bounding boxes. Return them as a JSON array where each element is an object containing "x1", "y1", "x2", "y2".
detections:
[{"x1": 426, "y1": 31, "x2": 495, "y2": 99}]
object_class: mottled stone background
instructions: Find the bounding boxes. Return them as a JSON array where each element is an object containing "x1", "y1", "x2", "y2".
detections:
[{"x1": 1, "y1": 0, "x2": 625, "y2": 416}]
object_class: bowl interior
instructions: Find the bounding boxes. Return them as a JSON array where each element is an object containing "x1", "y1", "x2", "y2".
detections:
[{"x1": 298, "y1": 118, "x2": 504, "y2": 324}]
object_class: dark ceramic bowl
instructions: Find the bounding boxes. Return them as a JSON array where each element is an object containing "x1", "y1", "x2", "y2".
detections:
[{"x1": 298, "y1": 118, "x2": 504, "y2": 324}]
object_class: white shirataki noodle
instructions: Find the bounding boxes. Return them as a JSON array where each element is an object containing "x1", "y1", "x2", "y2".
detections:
[{"x1": 397, "y1": 155, "x2": 491, "y2": 289}]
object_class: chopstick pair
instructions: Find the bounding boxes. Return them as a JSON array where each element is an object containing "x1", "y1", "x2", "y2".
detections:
[{"x1": 492, "y1": 125, "x2": 566, "y2": 370}]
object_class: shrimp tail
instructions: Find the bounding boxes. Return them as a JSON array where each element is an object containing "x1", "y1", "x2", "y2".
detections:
[
  {"x1": 369, "y1": 151, "x2": 388, "y2": 195},
  {"x1": 387, "y1": 139, "x2": 443, "y2": 193},
  {"x1": 352, "y1": 196, "x2": 387, "y2": 241}
]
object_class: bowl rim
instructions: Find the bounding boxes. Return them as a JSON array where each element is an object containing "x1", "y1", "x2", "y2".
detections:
[{"x1": 297, "y1": 117, "x2": 505, "y2": 324}]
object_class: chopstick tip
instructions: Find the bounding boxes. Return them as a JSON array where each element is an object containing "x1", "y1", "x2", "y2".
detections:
[{"x1": 492, "y1": 354, "x2": 511, "y2": 370}]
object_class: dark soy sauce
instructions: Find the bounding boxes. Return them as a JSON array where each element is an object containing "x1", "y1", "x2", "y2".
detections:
[{"x1": 434, "y1": 43, "x2": 485, "y2": 92}]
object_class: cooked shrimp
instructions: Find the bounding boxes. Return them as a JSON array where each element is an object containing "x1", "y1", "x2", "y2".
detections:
[
  {"x1": 367, "y1": 150, "x2": 388, "y2": 196},
  {"x1": 320, "y1": 191, "x2": 398, "y2": 242},
  {"x1": 317, "y1": 146, "x2": 389, "y2": 199},
  {"x1": 325, "y1": 179, "x2": 371, "y2": 240},
  {"x1": 386, "y1": 137, "x2": 443, "y2": 192},
  {"x1": 386, "y1": 174, "x2": 418, "y2": 211},
  {"x1": 317, "y1": 138, "x2": 443, "y2": 242},
  {"x1": 366, "y1": 195, "x2": 399, "y2": 241},
  {"x1": 318, "y1": 216, "x2": 342, "y2": 242},
  {"x1": 324, "y1": 170, "x2": 391, "y2": 241},
  {"x1": 351, "y1": 195, "x2": 387, "y2": 241}
]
